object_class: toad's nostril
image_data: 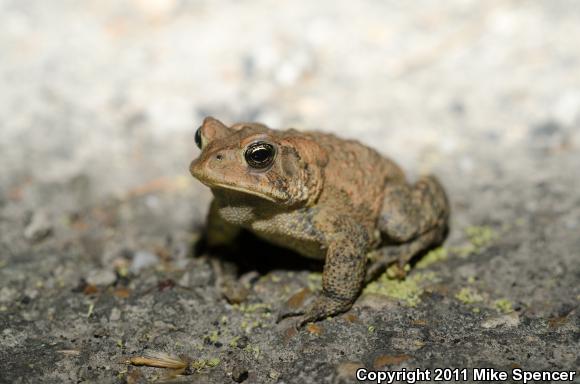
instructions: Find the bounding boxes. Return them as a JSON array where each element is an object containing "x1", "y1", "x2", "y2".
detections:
[
  {"x1": 189, "y1": 159, "x2": 200, "y2": 177},
  {"x1": 216, "y1": 154, "x2": 224, "y2": 160}
]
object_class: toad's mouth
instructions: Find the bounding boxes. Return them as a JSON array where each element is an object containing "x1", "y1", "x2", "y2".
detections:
[
  {"x1": 189, "y1": 159, "x2": 288, "y2": 204},
  {"x1": 207, "y1": 182, "x2": 279, "y2": 203}
]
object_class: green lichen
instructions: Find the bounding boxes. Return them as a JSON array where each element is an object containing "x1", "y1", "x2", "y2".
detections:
[
  {"x1": 235, "y1": 302, "x2": 271, "y2": 314},
  {"x1": 363, "y1": 272, "x2": 435, "y2": 307},
  {"x1": 190, "y1": 359, "x2": 207, "y2": 371},
  {"x1": 240, "y1": 319, "x2": 263, "y2": 333},
  {"x1": 206, "y1": 357, "x2": 220, "y2": 367},
  {"x1": 270, "y1": 274, "x2": 281, "y2": 283},
  {"x1": 494, "y1": 298, "x2": 513, "y2": 313},
  {"x1": 455, "y1": 287, "x2": 484, "y2": 304},
  {"x1": 416, "y1": 247, "x2": 448, "y2": 269},
  {"x1": 86, "y1": 303, "x2": 94, "y2": 318},
  {"x1": 466, "y1": 226, "x2": 495, "y2": 247},
  {"x1": 307, "y1": 272, "x2": 322, "y2": 291},
  {"x1": 233, "y1": 302, "x2": 271, "y2": 334},
  {"x1": 259, "y1": 274, "x2": 282, "y2": 284},
  {"x1": 453, "y1": 225, "x2": 496, "y2": 258},
  {"x1": 117, "y1": 370, "x2": 127, "y2": 380},
  {"x1": 229, "y1": 336, "x2": 240, "y2": 348},
  {"x1": 189, "y1": 357, "x2": 220, "y2": 371},
  {"x1": 385, "y1": 263, "x2": 410, "y2": 279},
  {"x1": 116, "y1": 265, "x2": 128, "y2": 278},
  {"x1": 205, "y1": 330, "x2": 219, "y2": 344},
  {"x1": 244, "y1": 345, "x2": 261, "y2": 359}
]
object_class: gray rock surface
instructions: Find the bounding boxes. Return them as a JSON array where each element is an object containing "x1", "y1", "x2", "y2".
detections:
[{"x1": 0, "y1": 1, "x2": 578, "y2": 383}]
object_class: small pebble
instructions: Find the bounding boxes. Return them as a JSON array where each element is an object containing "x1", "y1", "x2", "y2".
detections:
[
  {"x1": 481, "y1": 312, "x2": 520, "y2": 329},
  {"x1": 109, "y1": 308, "x2": 121, "y2": 322},
  {"x1": 24, "y1": 211, "x2": 53, "y2": 242},
  {"x1": 130, "y1": 251, "x2": 159, "y2": 273},
  {"x1": 86, "y1": 269, "x2": 116, "y2": 286},
  {"x1": 222, "y1": 281, "x2": 249, "y2": 305},
  {"x1": 231, "y1": 365, "x2": 249, "y2": 383}
]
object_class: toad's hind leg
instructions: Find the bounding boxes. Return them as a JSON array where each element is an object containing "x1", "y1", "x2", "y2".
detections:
[
  {"x1": 367, "y1": 175, "x2": 449, "y2": 281},
  {"x1": 365, "y1": 227, "x2": 446, "y2": 282}
]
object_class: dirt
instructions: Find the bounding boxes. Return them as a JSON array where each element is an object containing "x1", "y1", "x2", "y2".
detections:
[{"x1": 0, "y1": 1, "x2": 578, "y2": 383}]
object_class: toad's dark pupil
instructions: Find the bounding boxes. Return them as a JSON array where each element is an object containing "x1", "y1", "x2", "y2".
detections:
[
  {"x1": 245, "y1": 142, "x2": 275, "y2": 168},
  {"x1": 194, "y1": 128, "x2": 202, "y2": 149},
  {"x1": 251, "y1": 148, "x2": 268, "y2": 162}
]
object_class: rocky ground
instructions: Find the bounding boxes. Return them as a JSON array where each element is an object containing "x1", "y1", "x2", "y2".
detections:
[{"x1": 0, "y1": 0, "x2": 579, "y2": 383}]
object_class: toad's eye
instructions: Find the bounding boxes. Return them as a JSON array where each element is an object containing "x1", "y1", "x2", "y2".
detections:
[
  {"x1": 244, "y1": 141, "x2": 276, "y2": 169},
  {"x1": 194, "y1": 127, "x2": 203, "y2": 149}
]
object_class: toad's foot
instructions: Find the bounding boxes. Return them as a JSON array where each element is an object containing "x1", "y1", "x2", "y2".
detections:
[{"x1": 277, "y1": 293, "x2": 352, "y2": 328}]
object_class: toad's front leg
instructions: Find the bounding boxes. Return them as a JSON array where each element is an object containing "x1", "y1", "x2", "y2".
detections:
[{"x1": 279, "y1": 219, "x2": 369, "y2": 327}]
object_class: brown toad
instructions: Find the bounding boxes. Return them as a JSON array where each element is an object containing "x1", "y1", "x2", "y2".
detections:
[{"x1": 189, "y1": 117, "x2": 449, "y2": 326}]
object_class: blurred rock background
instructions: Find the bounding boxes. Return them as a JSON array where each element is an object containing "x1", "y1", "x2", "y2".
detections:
[{"x1": 1, "y1": 1, "x2": 579, "y2": 383}]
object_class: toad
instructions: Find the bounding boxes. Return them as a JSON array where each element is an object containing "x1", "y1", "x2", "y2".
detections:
[{"x1": 190, "y1": 117, "x2": 449, "y2": 326}]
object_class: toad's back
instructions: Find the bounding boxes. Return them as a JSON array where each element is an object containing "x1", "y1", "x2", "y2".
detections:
[{"x1": 299, "y1": 131, "x2": 405, "y2": 230}]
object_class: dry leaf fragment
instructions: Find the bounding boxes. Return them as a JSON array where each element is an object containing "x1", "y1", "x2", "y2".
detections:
[{"x1": 127, "y1": 351, "x2": 187, "y2": 370}]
